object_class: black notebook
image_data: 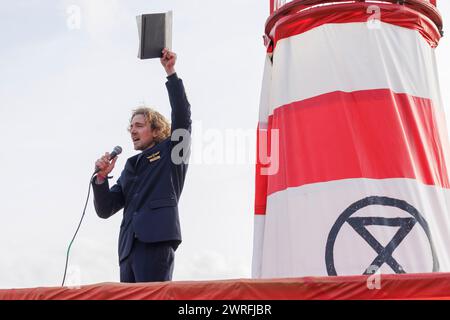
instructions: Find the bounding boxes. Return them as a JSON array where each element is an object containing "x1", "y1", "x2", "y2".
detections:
[{"x1": 137, "y1": 11, "x2": 173, "y2": 59}]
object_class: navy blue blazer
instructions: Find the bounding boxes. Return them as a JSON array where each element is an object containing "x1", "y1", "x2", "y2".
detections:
[{"x1": 92, "y1": 73, "x2": 191, "y2": 262}]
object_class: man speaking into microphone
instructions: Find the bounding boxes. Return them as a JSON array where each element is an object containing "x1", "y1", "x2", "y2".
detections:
[{"x1": 92, "y1": 48, "x2": 191, "y2": 283}]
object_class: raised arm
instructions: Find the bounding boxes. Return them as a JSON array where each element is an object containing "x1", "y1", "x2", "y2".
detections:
[{"x1": 160, "y1": 49, "x2": 192, "y2": 133}]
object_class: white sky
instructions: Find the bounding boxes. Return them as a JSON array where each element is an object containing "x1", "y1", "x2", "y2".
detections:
[{"x1": 0, "y1": 0, "x2": 449, "y2": 289}]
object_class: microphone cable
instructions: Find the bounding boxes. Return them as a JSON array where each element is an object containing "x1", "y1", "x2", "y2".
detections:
[{"x1": 61, "y1": 173, "x2": 96, "y2": 287}]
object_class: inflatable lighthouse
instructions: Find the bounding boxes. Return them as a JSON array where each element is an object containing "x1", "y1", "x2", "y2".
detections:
[{"x1": 253, "y1": 0, "x2": 450, "y2": 278}]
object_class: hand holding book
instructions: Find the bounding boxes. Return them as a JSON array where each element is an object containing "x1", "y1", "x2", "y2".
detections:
[{"x1": 161, "y1": 48, "x2": 177, "y2": 76}]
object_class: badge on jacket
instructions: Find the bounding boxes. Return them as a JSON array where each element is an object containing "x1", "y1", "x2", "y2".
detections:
[{"x1": 147, "y1": 151, "x2": 161, "y2": 162}]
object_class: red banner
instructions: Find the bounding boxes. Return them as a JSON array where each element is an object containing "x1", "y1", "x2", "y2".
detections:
[{"x1": 1, "y1": 273, "x2": 450, "y2": 299}]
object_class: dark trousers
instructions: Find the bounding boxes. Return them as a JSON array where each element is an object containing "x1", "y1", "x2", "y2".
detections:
[{"x1": 120, "y1": 239, "x2": 175, "y2": 283}]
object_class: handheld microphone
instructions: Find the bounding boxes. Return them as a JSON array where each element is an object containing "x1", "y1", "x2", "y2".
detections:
[{"x1": 94, "y1": 146, "x2": 123, "y2": 174}]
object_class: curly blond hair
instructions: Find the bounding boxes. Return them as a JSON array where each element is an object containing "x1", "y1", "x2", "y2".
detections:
[{"x1": 129, "y1": 107, "x2": 170, "y2": 143}]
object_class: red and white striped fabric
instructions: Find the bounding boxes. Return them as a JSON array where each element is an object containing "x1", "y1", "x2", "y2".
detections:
[{"x1": 253, "y1": 3, "x2": 450, "y2": 278}]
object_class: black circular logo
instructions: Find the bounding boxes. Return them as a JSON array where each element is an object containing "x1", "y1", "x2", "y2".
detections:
[{"x1": 325, "y1": 196, "x2": 439, "y2": 275}]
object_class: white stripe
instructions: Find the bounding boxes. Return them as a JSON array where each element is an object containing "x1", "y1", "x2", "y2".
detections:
[
  {"x1": 258, "y1": 55, "x2": 273, "y2": 126},
  {"x1": 268, "y1": 22, "x2": 440, "y2": 116},
  {"x1": 258, "y1": 178, "x2": 450, "y2": 278},
  {"x1": 252, "y1": 215, "x2": 266, "y2": 278}
]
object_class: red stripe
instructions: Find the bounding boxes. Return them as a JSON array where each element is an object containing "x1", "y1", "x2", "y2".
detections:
[
  {"x1": 255, "y1": 89, "x2": 450, "y2": 202},
  {"x1": 267, "y1": 3, "x2": 441, "y2": 51},
  {"x1": 255, "y1": 124, "x2": 269, "y2": 215}
]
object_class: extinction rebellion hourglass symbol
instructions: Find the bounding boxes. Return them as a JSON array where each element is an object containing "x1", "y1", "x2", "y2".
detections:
[{"x1": 325, "y1": 196, "x2": 439, "y2": 276}]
